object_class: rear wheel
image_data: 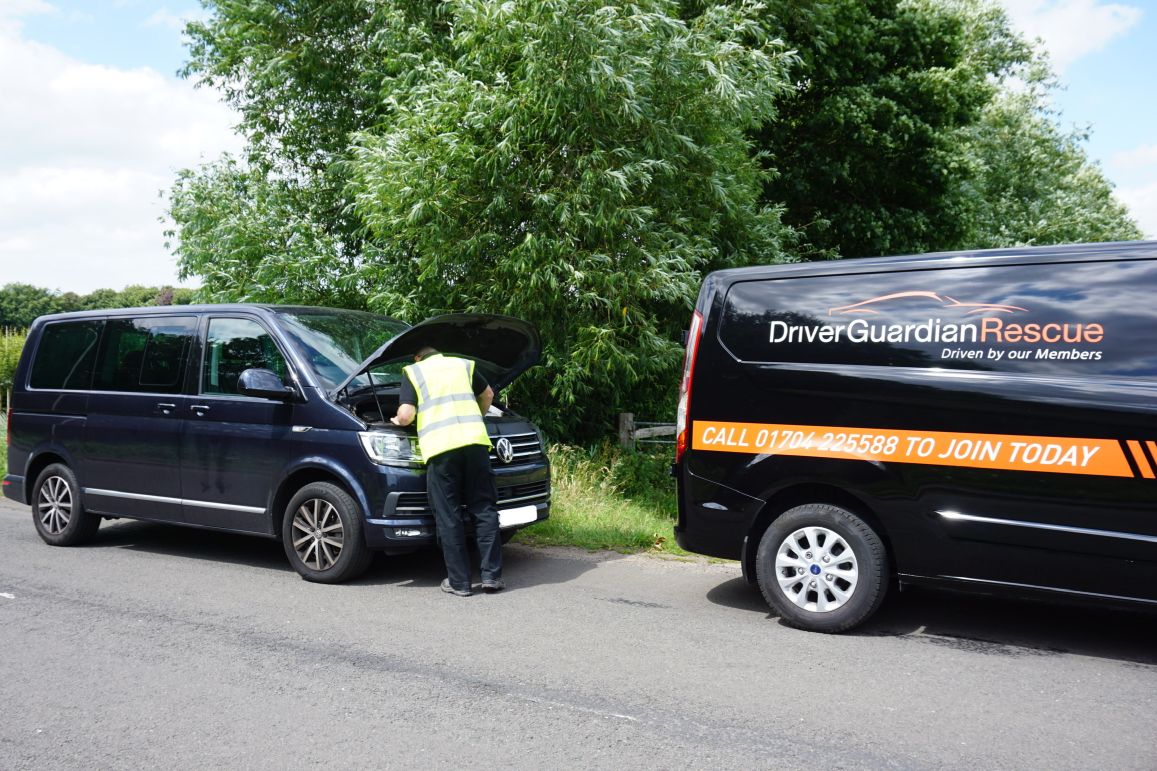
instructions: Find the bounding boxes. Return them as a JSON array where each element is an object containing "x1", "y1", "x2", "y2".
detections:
[
  {"x1": 282, "y1": 482, "x2": 373, "y2": 583},
  {"x1": 31, "y1": 463, "x2": 101, "y2": 546},
  {"x1": 755, "y1": 503, "x2": 887, "y2": 633}
]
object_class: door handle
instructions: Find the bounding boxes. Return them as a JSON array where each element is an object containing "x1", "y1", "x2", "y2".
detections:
[
  {"x1": 157, "y1": 402, "x2": 176, "y2": 415},
  {"x1": 191, "y1": 404, "x2": 211, "y2": 416}
]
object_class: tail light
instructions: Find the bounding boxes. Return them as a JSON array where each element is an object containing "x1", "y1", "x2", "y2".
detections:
[{"x1": 675, "y1": 310, "x2": 704, "y2": 464}]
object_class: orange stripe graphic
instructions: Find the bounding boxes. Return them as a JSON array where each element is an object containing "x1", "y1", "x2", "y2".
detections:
[
  {"x1": 692, "y1": 421, "x2": 1135, "y2": 478},
  {"x1": 1130, "y1": 440, "x2": 1156, "y2": 479}
]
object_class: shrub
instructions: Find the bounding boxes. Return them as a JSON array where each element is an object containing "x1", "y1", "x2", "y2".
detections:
[{"x1": 0, "y1": 328, "x2": 27, "y2": 410}]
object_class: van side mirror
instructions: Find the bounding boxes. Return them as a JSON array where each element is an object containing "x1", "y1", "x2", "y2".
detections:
[{"x1": 238, "y1": 368, "x2": 298, "y2": 401}]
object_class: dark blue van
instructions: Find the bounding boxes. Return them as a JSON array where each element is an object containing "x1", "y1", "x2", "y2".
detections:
[{"x1": 2, "y1": 305, "x2": 550, "y2": 583}]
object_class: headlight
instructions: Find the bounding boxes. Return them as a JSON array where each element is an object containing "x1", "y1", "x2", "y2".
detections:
[{"x1": 359, "y1": 431, "x2": 423, "y2": 467}]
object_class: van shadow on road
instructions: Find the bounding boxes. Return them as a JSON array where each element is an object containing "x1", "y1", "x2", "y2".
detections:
[
  {"x1": 87, "y1": 520, "x2": 597, "y2": 592},
  {"x1": 706, "y1": 576, "x2": 1157, "y2": 667}
]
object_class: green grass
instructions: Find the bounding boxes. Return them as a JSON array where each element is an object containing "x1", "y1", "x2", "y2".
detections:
[{"x1": 512, "y1": 443, "x2": 689, "y2": 554}]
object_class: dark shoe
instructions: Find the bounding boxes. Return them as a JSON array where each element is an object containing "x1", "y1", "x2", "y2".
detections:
[
  {"x1": 481, "y1": 578, "x2": 505, "y2": 593},
  {"x1": 441, "y1": 578, "x2": 472, "y2": 597}
]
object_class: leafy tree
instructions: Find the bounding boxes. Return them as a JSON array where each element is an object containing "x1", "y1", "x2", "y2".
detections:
[
  {"x1": 745, "y1": 0, "x2": 1026, "y2": 258},
  {"x1": 0, "y1": 284, "x2": 61, "y2": 327},
  {"x1": 346, "y1": 0, "x2": 797, "y2": 437},
  {"x1": 169, "y1": 158, "x2": 368, "y2": 308},
  {"x1": 740, "y1": 0, "x2": 1139, "y2": 257},
  {"x1": 0, "y1": 329, "x2": 27, "y2": 400},
  {"x1": 957, "y1": 58, "x2": 1143, "y2": 247},
  {"x1": 178, "y1": 1, "x2": 451, "y2": 272},
  {"x1": 0, "y1": 284, "x2": 199, "y2": 327},
  {"x1": 172, "y1": 0, "x2": 797, "y2": 439}
]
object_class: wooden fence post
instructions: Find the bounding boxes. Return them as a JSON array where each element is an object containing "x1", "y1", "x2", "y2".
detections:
[{"x1": 618, "y1": 412, "x2": 635, "y2": 449}]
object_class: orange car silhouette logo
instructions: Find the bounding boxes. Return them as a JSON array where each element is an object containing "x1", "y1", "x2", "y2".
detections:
[{"x1": 829, "y1": 291, "x2": 1027, "y2": 317}]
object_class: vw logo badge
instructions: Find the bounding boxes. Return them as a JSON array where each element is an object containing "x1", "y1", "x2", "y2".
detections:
[{"x1": 495, "y1": 437, "x2": 514, "y2": 464}]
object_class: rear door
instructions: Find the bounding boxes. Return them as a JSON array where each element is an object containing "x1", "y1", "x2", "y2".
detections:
[
  {"x1": 179, "y1": 314, "x2": 298, "y2": 533},
  {"x1": 82, "y1": 315, "x2": 197, "y2": 522}
]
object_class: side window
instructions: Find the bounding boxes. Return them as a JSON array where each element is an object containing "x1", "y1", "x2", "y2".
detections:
[
  {"x1": 29, "y1": 320, "x2": 102, "y2": 390},
  {"x1": 93, "y1": 317, "x2": 197, "y2": 394},
  {"x1": 202, "y1": 318, "x2": 289, "y2": 396}
]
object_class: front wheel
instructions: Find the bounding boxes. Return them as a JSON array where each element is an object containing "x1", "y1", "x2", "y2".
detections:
[
  {"x1": 282, "y1": 482, "x2": 373, "y2": 583},
  {"x1": 31, "y1": 463, "x2": 101, "y2": 546},
  {"x1": 755, "y1": 504, "x2": 887, "y2": 633}
]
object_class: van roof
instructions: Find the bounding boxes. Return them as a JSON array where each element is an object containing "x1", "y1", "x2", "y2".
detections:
[
  {"x1": 30, "y1": 304, "x2": 393, "y2": 323},
  {"x1": 709, "y1": 239, "x2": 1157, "y2": 283}
]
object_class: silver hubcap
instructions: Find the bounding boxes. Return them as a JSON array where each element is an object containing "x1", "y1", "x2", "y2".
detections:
[
  {"x1": 37, "y1": 476, "x2": 73, "y2": 535},
  {"x1": 291, "y1": 499, "x2": 344, "y2": 571},
  {"x1": 775, "y1": 526, "x2": 858, "y2": 613}
]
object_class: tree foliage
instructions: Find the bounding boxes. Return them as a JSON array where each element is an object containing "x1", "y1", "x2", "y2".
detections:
[
  {"x1": 168, "y1": 0, "x2": 1144, "y2": 440},
  {"x1": 346, "y1": 0, "x2": 796, "y2": 436},
  {"x1": 0, "y1": 283, "x2": 194, "y2": 328},
  {"x1": 749, "y1": 0, "x2": 1017, "y2": 257},
  {"x1": 957, "y1": 59, "x2": 1143, "y2": 247},
  {"x1": 745, "y1": 0, "x2": 1139, "y2": 257},
  {"x1": 174, "y1": 0, "x2": 797, "y2": 439}
]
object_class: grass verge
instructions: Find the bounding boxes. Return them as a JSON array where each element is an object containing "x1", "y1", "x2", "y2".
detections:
[{"x1": 513, "y1": 443, "x2": 689, "y2": 555}]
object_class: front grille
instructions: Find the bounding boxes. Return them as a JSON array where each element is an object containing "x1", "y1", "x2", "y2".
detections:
[
  {"x1": 390, "y1": 481, "x2": 550, "y2": 518},
  {"x1": 488, "y1": 431, "x2": 544, "y2": 464},
  {"x1": 499, "y1": 480, "x2": 550, "y2": 505},
  {"x1": 394, "y1": 492, "x2": 429, "y2": 514}
]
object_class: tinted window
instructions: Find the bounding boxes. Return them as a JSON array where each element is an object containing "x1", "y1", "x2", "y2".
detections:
[
  {"x1": 719, "y1": 259, "x2": 1157, "y2": 377},
  {"x1": 202, "y1": 317, "x2": 289, "y2": 395},
  {"x1": 93, "y1": 317, "x2": 197, "y2": 393},
  {"x1": 29, "y1": 320, "x2": 102, "y2": 390}
]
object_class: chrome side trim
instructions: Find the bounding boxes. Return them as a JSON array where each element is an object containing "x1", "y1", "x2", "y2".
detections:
[
  {"x1": 182, "y1": 499, "x2": 267, "y2": 514},
  {"x1": 936, "y1": 575, "x2": 1157, "y2": 606},
  {"x1": 85, "y1": 488, "x2": 265, "y2": 514},
  {"x1": 937, "y1": 510, "x2": 1157, "y2": 545}
]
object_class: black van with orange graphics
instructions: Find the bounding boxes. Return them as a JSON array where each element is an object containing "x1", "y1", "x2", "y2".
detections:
[{"x1": 674, "y1": 241, "x2": 1157, "y2": 632}]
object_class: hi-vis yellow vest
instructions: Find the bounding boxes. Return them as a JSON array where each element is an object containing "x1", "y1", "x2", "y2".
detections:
[{"x1": 403, "y1": 354, "x2": 491, "y2": 461}]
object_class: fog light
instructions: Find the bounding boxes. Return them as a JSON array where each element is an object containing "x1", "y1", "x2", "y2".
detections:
[{"x1": 394, "y1": 528, "x2": 428, "y2": 537}]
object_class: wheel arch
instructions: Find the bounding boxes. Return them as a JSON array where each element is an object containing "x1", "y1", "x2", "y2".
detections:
[
  {"x1": 25, "y1": 450, "x2": 72, "y2": 501},
  {"x1": 742, "y1": 484, "x2": 896, "y2": 585},
  {"x1": 270, "y1": 463, "x2": 365, "y2": 541}
]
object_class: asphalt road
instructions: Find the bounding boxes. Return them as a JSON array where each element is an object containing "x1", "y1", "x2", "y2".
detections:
[{"x1": 1, "y1": 496, "x2": 1155, "y2": 770}]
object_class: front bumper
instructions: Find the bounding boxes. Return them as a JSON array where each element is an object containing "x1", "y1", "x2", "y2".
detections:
[{"x1": 364, "y1": 465, "x2": 551, "y2": 554}]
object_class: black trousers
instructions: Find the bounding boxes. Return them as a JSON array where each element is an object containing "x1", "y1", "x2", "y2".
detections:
[{"x1": 426, "y1": 443, "x2": 502, "y2": 591}]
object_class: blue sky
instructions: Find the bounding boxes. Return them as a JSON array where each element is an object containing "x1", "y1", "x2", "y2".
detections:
[{"x1": 0, "y1": 0, "x2": 1155, "y2": 293}]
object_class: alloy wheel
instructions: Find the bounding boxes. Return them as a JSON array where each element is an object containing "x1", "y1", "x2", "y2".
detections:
[
  {"x1": 37, "y1": 476, "x2": 73, "y2": 535},
  {"x1": 291, "y1": 498, "x2": 345, "y2": 571}
]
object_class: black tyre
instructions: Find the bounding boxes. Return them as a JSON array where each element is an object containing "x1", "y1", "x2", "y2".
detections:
[
  {"x1": 500, "y1": 529, "x2": 518, "y2": 545},
  {"x1": 282, "y1": 482, "x2": 373, "y2": 583},
  {"x1": 31, "y1": 463, "x2": 101, "y2": 546},
  {"x1": 755, "y1": 504, "x2": 888, "y2": 633}
]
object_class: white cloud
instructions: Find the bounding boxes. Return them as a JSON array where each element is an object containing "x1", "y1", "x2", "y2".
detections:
[
  {"x1": 0, "y1": 5, "x2": 241, "y2": 292},
  {"x1": 1117, "y1": 181, "x2": 1157, "y2": 239},
  {"x1": 143, "y1": 6, "x2": 206, "y2": 31},
  {"x1": 0, "y1": 0, "x2": 53, "y2": 18},
  {"x1": 1000, "y1": 0, "x2": 1142, "y2": 73},
  {"x1": 1111, "y1": 144, "x2": 1157, "y2": 169}
]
